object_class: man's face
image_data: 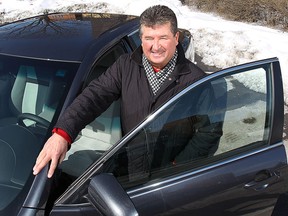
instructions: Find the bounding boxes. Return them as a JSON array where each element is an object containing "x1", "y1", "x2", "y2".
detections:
[{"x1": 141, "y1": 22, "x2": 179, "y2": 70}]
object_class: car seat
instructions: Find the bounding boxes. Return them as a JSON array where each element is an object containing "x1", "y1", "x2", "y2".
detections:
[{"x1": 0, "y1": 65, "x2": 64, "y2": 127}]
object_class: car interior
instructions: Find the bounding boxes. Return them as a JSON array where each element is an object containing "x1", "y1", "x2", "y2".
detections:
[
  {"x1": 60, "y1": 43, "x2": 126, "y2": 177},
  {"x1": 0, "y1": 60, "x2": 70, "y2": 211},
  {"x1": 0, "y1": 65, "x2": 66, "y2": 126}
]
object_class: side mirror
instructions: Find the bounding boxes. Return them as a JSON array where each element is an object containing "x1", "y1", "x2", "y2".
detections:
[{"x1": 88, "y1": 173, "x2": 139, "y2": 216}]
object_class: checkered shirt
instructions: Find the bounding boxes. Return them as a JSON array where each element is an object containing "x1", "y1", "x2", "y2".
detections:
[{"x1": 143, "y1": 50, "x2": 178, "y2": 95}]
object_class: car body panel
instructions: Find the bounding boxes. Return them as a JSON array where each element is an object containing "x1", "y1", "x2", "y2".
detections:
[{"x1": 130, "y1": 144, "x2": 287, "y2": 215}]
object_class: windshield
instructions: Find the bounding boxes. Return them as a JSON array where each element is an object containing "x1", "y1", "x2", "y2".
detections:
[{"x1": 0, "y1": 54, "x2": 78, "y2": 214}]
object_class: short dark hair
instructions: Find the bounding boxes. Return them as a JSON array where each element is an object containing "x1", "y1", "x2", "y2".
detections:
[{"x1": 139, "y1": 5, "x2": 178, "y2": 36}]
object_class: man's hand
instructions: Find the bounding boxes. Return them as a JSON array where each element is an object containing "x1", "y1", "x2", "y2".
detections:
[{"x1": 33, "y1": 133, "x2": 69, "y2": 178}]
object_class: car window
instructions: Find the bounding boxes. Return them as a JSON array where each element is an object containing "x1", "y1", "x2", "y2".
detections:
[
  {"x1": 100, "y1": 64, "x2": 271, "y2": 189},
  {"x1": 60, "y1": 43, "x2": 126, "y2": 178},
  {"x1": 127, "y1": 30, "x2": 141, "y2": 50},
  {"x1": 0, "y1": 55, "x2": 78, "y2": 213},
  {"x1": 214, "y1": 69, "x2": 268, "y2": 154},
  {"x1": 85, "y1": 43, "x2": 127, "y2": 86}
]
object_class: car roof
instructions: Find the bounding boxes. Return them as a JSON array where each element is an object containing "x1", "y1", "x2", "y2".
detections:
[{"x1": 0, "y1": 13, "x2": 139, "y2": 62}]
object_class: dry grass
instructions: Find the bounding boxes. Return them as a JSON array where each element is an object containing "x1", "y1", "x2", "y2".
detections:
[{"x1": 183, "y1": 0, "x2": 288, "y2": 31}]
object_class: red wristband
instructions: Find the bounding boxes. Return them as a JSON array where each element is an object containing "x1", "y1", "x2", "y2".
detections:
[{"x1": 52, "y1": 128, "x2": 72, "y2": 144}]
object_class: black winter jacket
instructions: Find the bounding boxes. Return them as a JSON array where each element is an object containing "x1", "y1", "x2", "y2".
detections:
[{"x1": 55, "y1": 44, "x2": 206, "y2": 141}]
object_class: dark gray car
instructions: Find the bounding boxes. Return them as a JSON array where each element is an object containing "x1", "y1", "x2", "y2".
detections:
[{"x1": 0, "y1": 12, "x2": 287, "y2": 216}]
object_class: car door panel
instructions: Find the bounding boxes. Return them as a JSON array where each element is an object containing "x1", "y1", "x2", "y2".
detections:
[{"x1": 130, "y1": 144, "x2": 287, "y2": 216}]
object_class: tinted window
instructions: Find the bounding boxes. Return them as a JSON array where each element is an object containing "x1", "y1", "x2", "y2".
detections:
[
  {"x1": 101, "y1": 64, "x2": 271, "y2": 188},
  {"x1": 128, "y1": 30, "x2": 141, "y2": 49},
  {"x1": 0, "y1": 55, "x2": 78, "y2": 214},
  {"x1": 215, "y1": 68, "x2": 269, "y2": 154}
]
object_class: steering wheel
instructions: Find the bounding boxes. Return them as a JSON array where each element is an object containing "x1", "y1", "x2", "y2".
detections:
[{"x1": 17, "y1": 113, "x2": 50, "y2": 129}]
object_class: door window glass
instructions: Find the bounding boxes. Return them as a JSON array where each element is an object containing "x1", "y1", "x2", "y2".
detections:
[
  {"x1": 215, "y1": 68, "x2": 268, "y2": 154},
  {"x1": 101, "y1": 64, "x2": 271, "y2": 189},
  {"x1": 128, "y1": 30, "x2": 141, "y2": 49}
]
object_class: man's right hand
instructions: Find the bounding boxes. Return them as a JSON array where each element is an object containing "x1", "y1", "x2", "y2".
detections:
[{"x1": 33, "y1": 133, "x2": 69, "y2": 178}]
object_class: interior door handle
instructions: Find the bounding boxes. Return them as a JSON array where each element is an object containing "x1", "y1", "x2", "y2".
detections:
[{"x1": 244, "y1": 170, "x2": 280, "y2": 191}]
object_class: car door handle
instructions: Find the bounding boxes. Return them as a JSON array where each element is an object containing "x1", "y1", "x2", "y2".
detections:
[{"x1": 244, "y1": 170, "x2": 280, "y2": 191}]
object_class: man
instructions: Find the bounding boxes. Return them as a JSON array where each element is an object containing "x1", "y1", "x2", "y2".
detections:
[{"x1": 33, "y1": 5, "x2": 206, "y2": 178}]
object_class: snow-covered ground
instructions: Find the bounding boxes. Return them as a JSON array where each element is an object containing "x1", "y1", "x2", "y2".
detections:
[{"x1": 1, "y1": 0, "x2": 287, "y2": 104}]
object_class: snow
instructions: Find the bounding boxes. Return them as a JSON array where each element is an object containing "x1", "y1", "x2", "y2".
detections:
[{"x1": 0, "y1": 0, "x2": 288, "y2": 104}]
